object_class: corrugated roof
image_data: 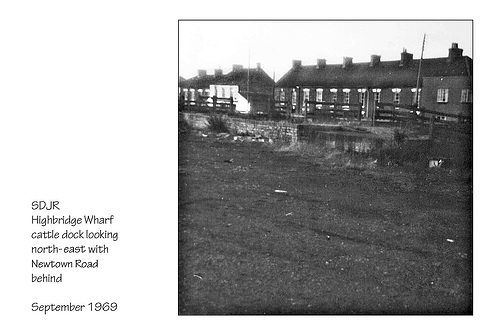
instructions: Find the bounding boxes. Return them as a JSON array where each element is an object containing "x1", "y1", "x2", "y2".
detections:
[{"x1": 276, "y1": 56, "x2": 472, "y2": 88}]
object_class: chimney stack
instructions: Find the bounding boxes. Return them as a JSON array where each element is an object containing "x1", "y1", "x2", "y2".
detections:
[
  {"x1": 316, "y1": 59, "x2": 327, "y2": 69},
  {"x1": 232, "y1": 64, "x2": 244, "y2": 72},
  {"x1": 214, "y1": 69, "x2": 223, "y2": 77},
  {"x1": 342, "y1": 57, "x2": 353, "y2": 68},
  {"x1": 292, "y1": 60, "x2": 302, "y2": 69},
  {"x1": 370, "y1": 55, "x2": 381, "y2": 67},
  {"x1": 256, "y1": 62, "x2": 261, "y2": 70},
  {"x1": 198, "y1": 69, "x2": 207, "y2": 77},
  {"x1": 448, "y1": 42, "x2": 463, "y2": 62},
  {"x1": 400, "y1": 49, "x2": 413, "y2": 66}
]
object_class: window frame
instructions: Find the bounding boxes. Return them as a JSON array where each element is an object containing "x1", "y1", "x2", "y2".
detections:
[
  {"x1": 372, "y1": 88, "x2": 381, "y2": 104},
  {"x1": 358, "y1": 89, "x2": 366, "y2": 107},
  {"x1": 461, "y1": 89, "x2": 472, "y2": 103},
  {"x1": 330, "y1": 88, "x2": 337, "y2": 103},
  {"x1": 316, "y1": 88, "x2": 323, "y2": 102},
  {"x1": 437, "y1": 88, "x2": 449, "y2": 103},
  {"x1": 392, "y1": 88, "x2": 401, "y2": 105},
  {"x1": 411, "y1": 88, "x2": 421, "y2": 106},
  {"x1": 342, "y1": 88, "x2": 350, "y2": 104},
  {"x1": 303, "y1": 88, "x2": 310, "y2": 105}
]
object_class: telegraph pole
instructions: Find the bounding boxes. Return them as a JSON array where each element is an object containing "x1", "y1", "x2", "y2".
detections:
[{"x1": 415, "y1": 33, "x2": 426, "y2": 108}]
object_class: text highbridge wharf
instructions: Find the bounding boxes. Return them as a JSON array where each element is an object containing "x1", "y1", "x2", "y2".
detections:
[{"x1": 32, "y1": 215, "x2": 115, "y2": 227}]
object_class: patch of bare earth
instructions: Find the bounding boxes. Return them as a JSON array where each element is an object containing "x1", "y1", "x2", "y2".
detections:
[{"x1": 178, "y1": 130, "x2": 472, "y2": 315}]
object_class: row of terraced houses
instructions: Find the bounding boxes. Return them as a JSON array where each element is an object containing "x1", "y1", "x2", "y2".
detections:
[{"x1": 179, "y1": 43, "x2": 472, "y2": 121}]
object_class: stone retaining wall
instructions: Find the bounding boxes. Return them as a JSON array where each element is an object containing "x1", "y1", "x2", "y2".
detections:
[{"x1": 181, "y1": 113, "x2": 298, "y2": 142}]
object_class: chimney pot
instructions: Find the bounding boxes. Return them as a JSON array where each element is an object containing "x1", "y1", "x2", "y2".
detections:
[
  {"x1": 316, "y1": 59, "x2": 327, "y2": 69},
  {"x1": 448, "y1": 43, "x2": 463, "y2": 62},
  {"x1": 342, "y1": 57, "x2": 353, "y2": 68},
  {"x1": 232, "y1": 64, "x2": 244, "y2": 72},
  {"x1": 400, "y1": 50, "x2": 413, "y2": 66},
  {"x1": 370, "y1": 55, "x2": 381, "y2": 67}
]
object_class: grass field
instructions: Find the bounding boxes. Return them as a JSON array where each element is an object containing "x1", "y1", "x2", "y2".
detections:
[{"x1": 178, "y1": 128, "x2": 472, "y2": 315}]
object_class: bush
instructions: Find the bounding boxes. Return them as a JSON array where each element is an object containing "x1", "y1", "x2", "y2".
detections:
[
  {"x1": 392, "y1": 128, "x2": 407, "y2": 148},
  {"x1": 178, "y1": 114, "x2": 191, "y2": 134},
  {"x1": 207, "y1": 114, "x2": 230, "y2": 133}
]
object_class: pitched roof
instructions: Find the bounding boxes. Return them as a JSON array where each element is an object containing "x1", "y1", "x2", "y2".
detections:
[
  {"x1": 180, "y1": 68, "x2": 274, "y2": 89},
  {"x1": 276, "y1": 56, "x2": 472, "y2": 89}
]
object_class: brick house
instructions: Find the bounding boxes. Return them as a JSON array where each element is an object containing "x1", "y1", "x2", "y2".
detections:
[
  {"x1": 275, "y1": 43, "x2": 472, "y2": 120},
  {"x1": 179, "y1": 63, "x2": 275, "y2": 114}
]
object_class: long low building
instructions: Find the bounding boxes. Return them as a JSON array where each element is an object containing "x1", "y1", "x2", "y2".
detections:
[
  {"x1": 275, "y1": 43, "x2": 472, "y2": 120},
  {"x1": 179, "y1": 63, "x2": 275, "y2": 114}
]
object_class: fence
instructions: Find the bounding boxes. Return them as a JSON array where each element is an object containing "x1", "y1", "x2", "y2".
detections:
[
  {"x1": 306, "y1": 101, "x2": 363, "y2": 122},
  {"x1": 179, "y1": 95, "x2": 235, "y2": 114},
  {"x1": 373, "y1": 102, "x2": 472, "y2": 136},
  {"x1": 374, "y1": 103, "x2": 471, "y2": 123}
]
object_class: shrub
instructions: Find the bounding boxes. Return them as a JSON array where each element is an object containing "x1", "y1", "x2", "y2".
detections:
[
  {"x1": 207, "y1": 114, "x2": 230, "y2": 133},
  {"x1": 178, "y1": 114, "x2": 191, "y2": 134},
  {"x1": 393, "y1": 128, "x2": 407, "y2": 148}
]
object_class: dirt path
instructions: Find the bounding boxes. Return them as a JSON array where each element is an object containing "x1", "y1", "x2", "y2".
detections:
[{"x1": 178, "y1": 131, "x2": 472, "y2": 314}]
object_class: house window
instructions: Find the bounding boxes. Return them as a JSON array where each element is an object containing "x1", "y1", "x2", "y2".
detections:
[
  {"x1": 215, "y1": 85, "x2": 222, "y2": 98},
  {"x1": 411, "y1": 88, "x2": 421, "y2": 106},
  {"x1": 461, "y1": 89, "x2": 472, "y2": 103},
  {"x1": 230, "y1": 86, "x2": 239, "y2": 98},
  {"x1": 316, "y1": 88, "x2": 323, "y2": 102},
  {"x1": 189, "y1": 89, "x2": 196, "y2": 101},
  {"x1": 222, "y1": 86, "x2": 230, "y2": 98},
  {"x1": 342, "y1": 89, "x2": 350, "y2": 104},
  {"x1": 303, "y1": 88, "x2": 310, "y2": 105},
  {"x1": 183, "y1": 88, "x2": 189, "y2": 101},
  {"x1": 372, "y1": 89, "x2": 381, "y2": 104},
  {"x1": 392, "y1": 88, "x2": 401, "y2": 104},
  {"x1": 292, "y1": 89, "x2": 297, "y2": 106},
  {"x1": 437, "y1": 88, "x2": 449, "y2": 103},
  {"x1": 330, "y1": 88, "x2": 337, "y2": 103},
  {"x1": 279, "y1": 88, "x2": 286, "y2": 101},
  {"x1": 358, "y1": 89, "x2": 366, "y2": 107}
]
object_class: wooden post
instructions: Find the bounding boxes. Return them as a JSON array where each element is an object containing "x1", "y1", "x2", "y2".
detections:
[
  {"x1": 304, "y1": 99, "x2": 308, "y2": 122},
  {"x1": 230, "y1": 97, "x2": 235, "y2": 114},
  {"x1": 371, "y1": 100, "x2": 377, "y2": 127},
  {"x1": 212, "y1": 95, "x2": 217, "y2": 114},
  {"x1": 420, "y1": 110, "x2": 426, "y2": 129},
  {"x1": 429, "y1": 115, "x2": 435, "y2": 140}
]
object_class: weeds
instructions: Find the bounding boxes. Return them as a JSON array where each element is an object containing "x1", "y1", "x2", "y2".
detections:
[
  {"x1": 392, "y1": 128, "x2": 408, "y2": 148},
  {"x1": 275, "y1": 141, "x2": 377, "y2": 170},
  {"x1": 207, "y1": 114, "x2": 230, "y2": 133},
  {"x1": 178, "y1": 114, "x2": 191, "y2": 134}
]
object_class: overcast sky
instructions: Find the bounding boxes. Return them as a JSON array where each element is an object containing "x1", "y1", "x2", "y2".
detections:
[{"x1": 179, "y1": 20, "x2": 472, "y2": 81}]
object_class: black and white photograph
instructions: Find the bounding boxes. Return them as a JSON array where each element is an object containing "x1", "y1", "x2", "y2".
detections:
[
  {"x1": 6, "y1": 1, "x2": 500, "y2": 331},
  {"x1": 178, "y1": 20, "x2": 473, "y2": 315}
]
